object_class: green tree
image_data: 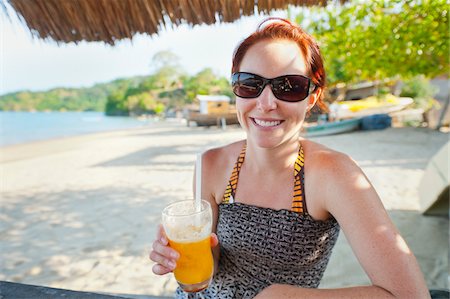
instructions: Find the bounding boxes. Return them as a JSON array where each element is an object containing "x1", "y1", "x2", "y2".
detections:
[
  {"x1": 105, "y1": 89, "x2": 129, "y2": 116},
  {"x1": 296, "y1": 0, "x2": 449, "y2": 85},
  {"x1": 183, "y1": 68, "x2": 233, "y2": 103},
  {"x1": 150, "y1": 51, "x2": 181, "y2": 72},
  {"x1": 126, "y1": 92, "x2": 166, "y2": 115},
  {"x1": 150, "y1": 50, "x2": 185, "y2": 90},
  {"x1": 0, "y1": 76, "x2": 149, "y2": 112}
]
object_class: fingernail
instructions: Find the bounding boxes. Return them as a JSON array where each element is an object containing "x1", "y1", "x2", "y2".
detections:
[
  {"x1": 160, "y1": 236, "x2": 168, "y2": 244},
  {"x1": 168, "y1": 261, "x2": 176, "y2": 269},
  {"x1": 171, "y1": 252, "x2": 179, "y2": 259}
]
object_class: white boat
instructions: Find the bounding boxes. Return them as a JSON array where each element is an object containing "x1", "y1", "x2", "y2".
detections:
[{"x1": 332, "y1": 97, "x2": 413, "y2": 120}]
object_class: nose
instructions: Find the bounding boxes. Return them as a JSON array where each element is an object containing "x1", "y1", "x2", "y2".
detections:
[{"x1": 256, "y1": 85, "x2": 277, "y2": 112}]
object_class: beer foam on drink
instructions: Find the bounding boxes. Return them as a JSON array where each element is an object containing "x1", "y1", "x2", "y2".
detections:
[
  {"x1": 166, "y1": 224, "x2": 210, "y2": 243},
  {"x1": 162, "y1": 200, "x2": 212, "y2": 243}
]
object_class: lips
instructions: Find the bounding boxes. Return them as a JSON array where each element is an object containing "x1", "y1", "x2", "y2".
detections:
[{"x1": 252, "y1": 118, "x2": 283, "y2": 127}]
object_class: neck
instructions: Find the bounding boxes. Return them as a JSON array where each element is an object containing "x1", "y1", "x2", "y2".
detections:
[{"x1": 245, "y1": 136, "x2": 300, "y2": 174}]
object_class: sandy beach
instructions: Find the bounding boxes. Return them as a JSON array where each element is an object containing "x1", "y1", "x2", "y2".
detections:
[{"x1": 0, "y1": 120, "x2": 448, "y2": 298}]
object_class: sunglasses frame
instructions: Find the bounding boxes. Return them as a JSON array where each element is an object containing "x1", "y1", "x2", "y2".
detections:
[{"x1": 231, "y1": 72, "x2": 316, "y2": 103}]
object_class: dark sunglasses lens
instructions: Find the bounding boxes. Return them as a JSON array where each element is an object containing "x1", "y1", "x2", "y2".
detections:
[
  {"x1": 272, "y1": 75, "x2": 310, "y2": 102},
  {"x1": 232, "y1": 73, "x2": 263, "y2": 98}
]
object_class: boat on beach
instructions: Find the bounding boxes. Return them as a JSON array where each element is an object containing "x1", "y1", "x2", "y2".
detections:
[
  {"x1": 302, "y1": 94, "x2": 413, "y2": 137},
  {"x1": 303, "y1": 118, "x2": 362, "y2": 137},
  {"x1": 186, "y1": 112, "x2": 239, "y2": 127},
  {"x1": 331, "y1": 96, "x2": 413, "y2": 120}
]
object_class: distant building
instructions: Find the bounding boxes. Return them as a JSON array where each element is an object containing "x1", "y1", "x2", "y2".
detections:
[
  {"x1": 186, "y1": 95, "x2": 238, "y2": 127},
  {"x1": 196, "y1": 95, "x2": 231, "y2": 115}
]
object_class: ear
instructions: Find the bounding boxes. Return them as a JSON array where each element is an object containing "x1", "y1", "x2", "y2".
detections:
[{"x1": 307, "y1": 88, "x2": 322, "y2": 111}]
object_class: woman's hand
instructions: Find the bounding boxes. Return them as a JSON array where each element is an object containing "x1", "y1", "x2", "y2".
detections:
[
  {"x1": 149, "y1": 224, "x2": 219, "y2": 275},
  {"x1": 149, "y1": 224, "x2": 179, "y2": 275}
]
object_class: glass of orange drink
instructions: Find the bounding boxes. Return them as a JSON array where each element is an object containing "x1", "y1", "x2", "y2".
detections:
[{"x1": 162, "y1": 200, "x2": 213, "y2": 293}]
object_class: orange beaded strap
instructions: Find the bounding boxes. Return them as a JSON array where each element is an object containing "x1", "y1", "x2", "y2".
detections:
[
  {"x1": 292, "y1": 145, "x2": 306, "y2": 214},
  {"x1": 223, "y1": 143, "x2": 246, "y2": 204},
  {"x1": 222, "y1": 142, "x2": 307, "y2": 215}
]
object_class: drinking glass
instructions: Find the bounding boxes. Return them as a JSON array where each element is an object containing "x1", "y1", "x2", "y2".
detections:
[{"x1": 162, "y1": 200, "x2": 213, "y2": 292}]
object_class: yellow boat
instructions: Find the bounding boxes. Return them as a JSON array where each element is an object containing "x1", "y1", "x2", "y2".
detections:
[{"x1": 331, "y1": 95, "x2": 413, "y2": 120}]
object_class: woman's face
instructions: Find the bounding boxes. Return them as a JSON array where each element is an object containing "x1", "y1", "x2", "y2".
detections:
[{"x1": 236, "y1": 39, "x2": 317, "y2": 149}]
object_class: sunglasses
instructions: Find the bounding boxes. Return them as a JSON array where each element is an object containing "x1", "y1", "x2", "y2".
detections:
[{"x1": 231, "y1": 72, "x2": 316, "y2": 102}]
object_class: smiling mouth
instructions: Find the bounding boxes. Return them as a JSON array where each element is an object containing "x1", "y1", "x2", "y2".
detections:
[{"x1": 252, "y1": 118, "x2": 283, "y2": 127}]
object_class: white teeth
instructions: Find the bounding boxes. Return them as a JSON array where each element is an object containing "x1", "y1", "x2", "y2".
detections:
[{"x1": 254, "y1": 118, "x2": 281, "y2": 127}]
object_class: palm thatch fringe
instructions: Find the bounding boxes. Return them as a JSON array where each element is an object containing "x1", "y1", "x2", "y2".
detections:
[{"x1": 5, "y1": 0, "x2": 342, "y2": 45}]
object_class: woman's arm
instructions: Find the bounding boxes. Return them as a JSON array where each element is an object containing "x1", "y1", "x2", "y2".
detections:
[
  {"x1": 197, "y1": 148, "x2": 230, "y2": 274},
  {"x1": 256, "y1": 151, "x2": 430, "y2": 299},
  {"x1": 256, "y1": 284, "x2": 397, "y2": 298}
]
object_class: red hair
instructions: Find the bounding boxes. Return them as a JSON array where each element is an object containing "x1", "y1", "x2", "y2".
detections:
[{"x1": 231, "y1": 18, "x2": 327, "y2": 112}]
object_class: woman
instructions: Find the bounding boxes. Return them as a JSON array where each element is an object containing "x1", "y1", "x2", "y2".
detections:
[{"x1": 150, "y1": 18, "x2": 430, "y2": 298}]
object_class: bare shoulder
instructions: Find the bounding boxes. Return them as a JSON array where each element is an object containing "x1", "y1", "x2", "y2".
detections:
[
  {"x1": 301, "y1": 138, "x2": 372, "y2": 217},
  {"x1": 201, "y1": 140, "x2": 246, "y2": 204},
  {"x1": 301, "y1": 138, "x2": 360, "y2": 179},
  {"x1": 203, "y1": 139, "x2": 245, "y2": 169}
]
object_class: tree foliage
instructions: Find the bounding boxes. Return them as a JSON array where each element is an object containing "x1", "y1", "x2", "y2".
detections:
[
  {"x1": 103, "y1": 52, "x2": 232, "y2": 115},
  {"x1": 183, "y1": 68, "x2": 233, "y2": 103},
  {"x1": 0, "y1": 50, "x2": 232, "y2": 116},
  {"x1": 0, "y1": 77, "x2": 142, "y2": 112},
  {"x1": 296, "y1": 0, "x2": 449, "y2": 85}
]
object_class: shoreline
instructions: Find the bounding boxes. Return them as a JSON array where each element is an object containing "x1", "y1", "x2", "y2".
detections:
[
  {"x1": 0, "y1": 119, "x2": 190, "y2": 163},
  {"x1": 0, "y1": 110, "x2": 159, "y2": 149},
  {"x1": 1, "y1": 122, "x2": 448, "y2": 296},
  {"x1": 0, "y1": 124, "x2": 145, "y2": 149},
  {"x1": 0, "y1": 127, "x2": 148, "y2": 163}
]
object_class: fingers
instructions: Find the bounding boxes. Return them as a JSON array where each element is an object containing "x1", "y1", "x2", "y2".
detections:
[
  {"x1": 152, "y1": 236, "x2": 179, "y2": 258},
  {"x1": 149, "y1": 241, "x2": 179, "y2": 275},
  {"x1": 150, "y1": 250, "x2": 176, "y2": 274},
  {"x1": 156, "y1": 224, "x2": 168, "y2": 245},
  {"x1": 152, "y1": 239, "x2": 179, "y2": 259},
  {"x1": 150, "y1": 225, "x2": 180, "y2": 276},
  {"x1": 210, "y1": 233, "x2": 219, "y2": 248},
  {"x1": 152, "y1": 263, "x2": 173, "y2": 275}
]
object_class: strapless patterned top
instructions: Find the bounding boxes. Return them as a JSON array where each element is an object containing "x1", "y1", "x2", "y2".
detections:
[{"x1": 176, "y1": 142, "x2": 340, "y2": 299}]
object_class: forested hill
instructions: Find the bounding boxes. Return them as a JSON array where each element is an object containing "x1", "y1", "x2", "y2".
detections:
[
  {"x1": 0, "y1": 76, "x2": 147, "y2": 112},
  {"x1": 0, "y1": 65, "x2": 232, "y2": 116}
]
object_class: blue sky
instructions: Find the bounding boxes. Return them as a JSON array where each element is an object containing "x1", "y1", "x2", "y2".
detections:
[{"x1": 1, "y1": 4, "x2": 295, "y2": 95}]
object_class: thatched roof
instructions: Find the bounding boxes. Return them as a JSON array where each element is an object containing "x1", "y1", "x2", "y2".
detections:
[{"x1": 5, "y1": 0, "x2": 338, "y2": 45}]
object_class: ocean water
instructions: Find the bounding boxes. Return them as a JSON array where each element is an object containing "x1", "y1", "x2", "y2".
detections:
[{"x1": 0, "y1": 111, "x2": 150, "y2": 146}]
